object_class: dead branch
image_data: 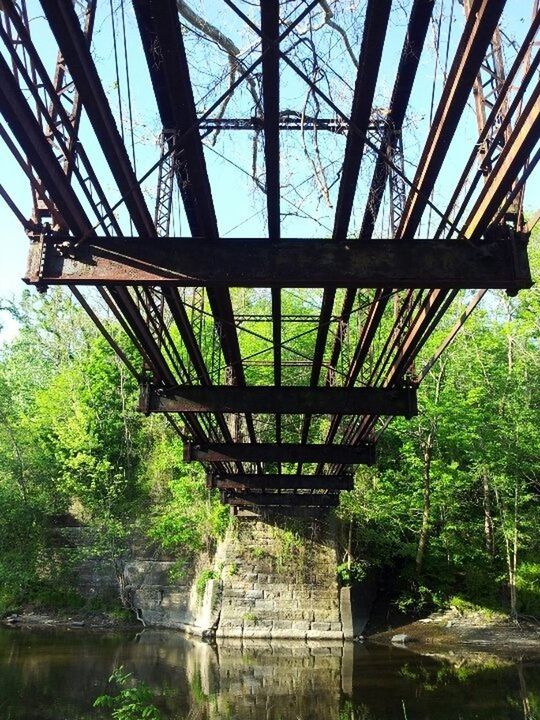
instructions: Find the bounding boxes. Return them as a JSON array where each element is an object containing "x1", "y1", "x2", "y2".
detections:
[
  {"x1": 317, "y1": 0, "x2": 359, "y2": 68},
  {"x1": 176, "y1": 0, "x2": 261, "y2": 118}
]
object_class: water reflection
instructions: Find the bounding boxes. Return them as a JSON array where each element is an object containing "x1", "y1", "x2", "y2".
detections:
[{"x1": 0, "y1": 626, "x2": 538, "y2": 719}]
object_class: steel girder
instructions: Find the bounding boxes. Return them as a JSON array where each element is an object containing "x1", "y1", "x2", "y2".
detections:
[
  {"x1": 184, "y1": 442, "x2": 375, "y2": 465},
  {"x1": 213, "y1": 475, "x2": 353, "y2": 491},
  {"x1": 139, "y1": 385, "x2": 418, "y2": 418},
  {"x1": 25, "y1": 234, "x2": 532, "y2": 291}
]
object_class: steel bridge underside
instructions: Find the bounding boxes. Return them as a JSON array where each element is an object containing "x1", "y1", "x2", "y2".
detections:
[{"x1": 0, "y1": 0, "x2": 537, "y2": 509}]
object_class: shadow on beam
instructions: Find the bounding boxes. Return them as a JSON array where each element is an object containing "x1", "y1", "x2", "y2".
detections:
[
  {"x1": 25, "y1": 234, "x2": 532, "y2": 292},
  {"x1": 139, "y1": 384, "x2": 417, "y2": 417},
  {"x1": 184, "y1": 442, "x2": 375, "y2": 465},
  {"x1": 222, "y1": 492, "x2": 340, "y2": 508},
  {"x1": 213, "y1": 474, "x2": 353, "y2": 491}
]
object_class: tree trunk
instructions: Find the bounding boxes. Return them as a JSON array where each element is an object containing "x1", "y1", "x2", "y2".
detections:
[
  {"x1": 511, "y1": 484, "x2": 519, "y2": 619},
  {"x1": 481, "y1": 471, "x2": 495, "y2": 557},
  {"x1": 415, "y1": 365, "x2": 444, "y2": 576},
  {"x1": 416, "y1": 430, "x2": 433, "y2": 575},
  {"x1": 494, "y1": 484, "x2": 519, "y2": 620},
  {"x1": 347, "y1": 517, "x2": 353, "y2": 568}
]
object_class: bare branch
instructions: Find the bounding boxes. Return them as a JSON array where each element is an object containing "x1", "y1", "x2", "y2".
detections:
[
  {"x1": 177, "y1": 0, "x2": 240, "y2": 56},
  {"x1": 317, "y1": 0, "x2": 359, "y2": 68},
  {"x1": 176, "y1": 0, "x2": 261, "y2": 117}
]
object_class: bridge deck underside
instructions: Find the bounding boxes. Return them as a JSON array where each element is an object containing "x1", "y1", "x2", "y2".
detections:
[{"x1": 0, "y1": 0, "x2": 537, "y2": 507}]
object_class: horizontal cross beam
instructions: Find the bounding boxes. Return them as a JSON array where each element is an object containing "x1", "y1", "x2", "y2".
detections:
[
  {"x1": 213, "y1": 474, "x2": 353, "y2": 491},
  {"x1": 184, "y1": 442, "x2": 375, "y2": 465},
  {"x1": 197, "y1": 115, "x2": 385, "y2": 133},
  {"x1": 222, "y1": 492, "x2": 340, "y2": 508},
  {"x1": 25, "y1": 234, "x2": 532, "y2": 291},
  {"x1": 139, "y1": 385, "x2": 417, "y2": 417}
]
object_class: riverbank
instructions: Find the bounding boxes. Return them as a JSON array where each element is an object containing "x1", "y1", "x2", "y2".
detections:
[
  {"x1": 368, "y1": 607, "x2": 540, "y2": 657},
  {"x1": 1, "y1": 609, "x2": 140, "y2": 630},
  {"x1": 4, "y1": 605, "x2": 540, "y2": 658}
]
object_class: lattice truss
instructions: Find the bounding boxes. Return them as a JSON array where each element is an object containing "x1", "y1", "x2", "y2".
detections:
[{"x1": 0, "y1": 0, "x2": 538, "y2": 507}]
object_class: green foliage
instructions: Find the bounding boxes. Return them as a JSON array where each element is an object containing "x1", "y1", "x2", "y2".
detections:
[
  {"x1": 93, "y1": 666, "x2": 161, "y2": 720},
  {"x1": 447, "y1": 596, "x2": 506, "y2": 621},
  {"x1": 338, "y1": 232, "x2": 540, "y2": 617},
  {"x1": 336, "y1": 560, "x2": 367, "y2": 586},
  {"x1": 0, "y1": 291, "x2": 149, "y2": 612},
  {"x1": 148, "y1": 461, "x2": 229, "y2": 558},
  {"x1": 394, "y1": 583, "x2": 445, "y2": 616},
  {"x1": 516, "y1": 562, "x2": 540, "y2": 616},
  {"x1": 0, "y1": 481, "x2": 51, "y2": 611},
  {"x1": 167, "y1": 559, "x2": 189, "y2": 583},
  {"x1": 196, "y1": 569, "x2": 216, "y2": 599},
  {"x1": 251, "y1": 546, "x2": 268, "y2": 559},
  {"x1": 271, "y1": 523, "x2": 306, "y2": 572}
]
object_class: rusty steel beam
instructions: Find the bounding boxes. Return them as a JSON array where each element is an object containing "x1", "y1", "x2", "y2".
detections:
[
  {"x1": 398, "y1": 0, "x2": 507, "y2": 238},
  {"x1": 46, "y1": 0, "x2": 97, "y2": 181},
  {"x1": 33, "y1": 0, "x2": 234, "y2": 456},
  {"x1": 133, "y1": 0, "x2": 255, "y2": 454},
  {"x1": 25, "y1": 234, "x2": 532, "y2": 291},
  {"x1": 305, "y1": 0, "x2": 391, "y2": 459},
  {"x1": 333, "y1": 0, "x2": 392, "y2": 241},
  {"x1": 359, "y1": 0, "x2": 434, "y2": 241},
  {"x1": 464, "y1": 86, "x2": 540, "y2": 240},
  {"x1": 0, "y1": 0, "x2": 113, "y2": 235},
  {"x1": 0, "y1": 53, "x2": 90, "y2": 236},
  {"x1": 348, "y1": 2, "x2": 538, "y2": 455},
  {"x1": 296, "y1": 291, "x2": 334, "y2": 471},
  {"x1": 435, "y1": 12, "x2": 540, "y2": 241},
  {"x1": 37, "y1": 0, "x2": 244, "y2": 457},
  {"x1": 139, "y1": 385, "x2": 418, "y2": 417},
  {"x1": 133, "y1": 0, "x2": 217, "y2": 235},
  {"x1": 260, "y1": 0, "x2": 280, "y2": 241},
  {"x1": 223, "y1": 492, "x2": 340, "y2": 508},
  {"x1": 260, "y1": 0, "x2": 282, "y2": 451},
  {"x1": 321, "y1": 0, "x2": 509, "y2": 457},
  {"x1": 184, "y1": 442, "x2": 375, "y2": 465},
  {"x1": 213, "y1": 475, "x2": 353, "y2": 491},
  {"x1": 198, "y1": 114, "x2": 379, "y2": 132},
  {"x1": 40, "y1": 0, "x2": 155, "y2": 236},
  {"x1": 418, "y1": 289, "x2": 486, "y2": 382}
]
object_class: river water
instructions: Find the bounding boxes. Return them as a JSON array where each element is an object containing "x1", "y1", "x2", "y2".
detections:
[{"x1": 0, "y1": 626, "x2": 538, "y2": 719}]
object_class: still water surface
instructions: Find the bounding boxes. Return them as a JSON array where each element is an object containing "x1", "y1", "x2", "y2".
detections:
[{"x1": 0, "y1": 626, "x2": 538, "y2": 719}]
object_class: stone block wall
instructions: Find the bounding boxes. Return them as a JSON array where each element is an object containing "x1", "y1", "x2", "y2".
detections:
[
  {"x1": 216, "y1": 511, "x2": 345, "y2": 640},
  {"x1": 65, "y1": 511, "x2": 348, "y2": 639},
  {"x1": 124, "y1": 554, "x2": 220, "y2": 633}
]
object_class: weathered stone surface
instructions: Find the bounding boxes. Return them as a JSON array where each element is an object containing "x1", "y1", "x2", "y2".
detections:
[
  {"x1": 243, "y1": 628, "x2": 274, "y2": 639},
  {"x1": 271, "y1": 629, "x2": 307, "y2": 640},
  {"x1": 311, "y1": 621, "x2": 331, "y2": 632},
  {"x1": 391, "y1": 633, "x2": 412, "y2": 644},
  {"x1": 312, "y1": 609, "x2": 340, "y2": 622},
  {"x1": 272, "y1": 620, "x2": 293, "y2": 630},
  {"x1": 215, "y1": 514, "x2": 343, "y2": 638},
  {"x1": 216, "y1": 626, "x2": 243, "y2": 638},
  {"x1": 253, "y1": 599, "x2": 275, "y2": 611},
  {"x1": 245, "y1": 589, "x2": 264, "y2": 599},
  {"x1": 291, "y1": 620, "x2": 311, "y2": 632},
  {"x1": 125, "y1": 513, "x2": 344, "y2": 639}
]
